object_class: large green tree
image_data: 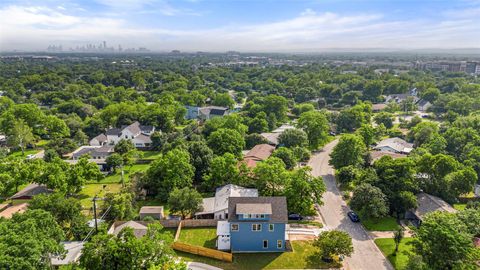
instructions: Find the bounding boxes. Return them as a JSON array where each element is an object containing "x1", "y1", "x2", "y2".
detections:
[
  {"x1": 330, "y1": 134, "x2": 367, "y2": 169},
  {"x1": 207, "y1": 128, "x2": 245, "y2": 157},
  {"x1": 0, "y1": 210, "x2": 65, "y2": 270},
  {"x1": 285, "y1": 167, "x2": 326, "y2": 216},
  {"x1": 297, "y1": 110, "x2": 329, "y2": 149},
  {"x1": 350, "y1": 183, "x2": 389, "y2": 219},
  {"x1": 313, "y1": 230, "x2": 353, "y2": 261},
  {"x1": 168, "y1": 187, "x2": 203, "y2": 219}
]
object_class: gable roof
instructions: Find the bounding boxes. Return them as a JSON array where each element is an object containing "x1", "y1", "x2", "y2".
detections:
[
  {"x1": 10, "y1": 183, "x2": 52, "y2": 199},
  {"x1": 139, "y1": 206, "x2": 164, "y2": 214},
  {"x1": 244, "y1": 144, "x2": 275, "y2": 161},
  {"x1": 51, "y1": 241, "x2": 84, "y2": 266},
  {"x1": 236, "y1": 203, "x2": 272, "y2": 215},
  {"x1": 228, "y1": 196, "x2": 288, "y2": 223},
  {"x1": 374, "y1": 137, "x2": 413, "y2": 153},
  {"x1": 0, "y1": 203, "x2": 28, "y2": 218},
  {"x1": 105, "y1": 128, "x2": 122, "y2": 136},
  {"x1": 260, "y1": 132, "x2": 280, "y2": 145},
  {"x1": 112, "y1": 221, "x2": 148, "y2": 238},
  {"x1": 414, "y1": 193, "x2": 456, "y2": 219},
  {"x1": 123, "y1": 121, "x2": 141, "y2": 135},
  {"x1": 91, "y1": 133, "x2": 107, "y2": 143}
]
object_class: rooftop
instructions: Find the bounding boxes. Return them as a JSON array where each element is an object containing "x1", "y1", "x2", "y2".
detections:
[
  {"x1": 374, "y1": 137, "x2": 413, "y2": 153},
  {"x1": 244, "y1": 144, "x2": 275, "y2": 161},
  {"x1": 196, "y1": 184, "x2": 258, "y2": 215},
  {"x1": 10, "y1": 183, "x2": 52, "y2": 199},
  {"x1": 139, "y1": 206, "x2": 164, "y2": 214},
  {"x1": 236, "y1": 203, "x2": 272, "y2": 215},
  {"x1": 228, "y1": 197, "x2": 288, "y2": 223},
  {"x1": 414, "y1": 193, "x2": 456, "y2": 219},
  {"x1": 51, "y1": 241, "x2": 84, "y2": 266},
  {"x1": 0, "y1": 203, "x2": 28, "y2": 219}
]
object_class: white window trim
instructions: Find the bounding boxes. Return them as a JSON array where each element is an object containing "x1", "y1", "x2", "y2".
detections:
[
  {"x1": 277, "y1": 240, "x2": 283, "y2": 249},
  {"x1": 251, "y1": 224, "x2": 262, "y2": 231},
  {"x1": 263, "y1": 240, "x2": 269, "y2": 249},
  {"x1": 231, "y1": 224, "x2": 239, "y2": 232},
  {"x1": 269, "y1": 224, "x2": 274, "y2": 232}
]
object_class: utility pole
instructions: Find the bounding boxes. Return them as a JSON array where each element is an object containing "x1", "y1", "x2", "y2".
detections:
[{"x1": 92, "y1": 195, "x2": 98, "y2": 233}]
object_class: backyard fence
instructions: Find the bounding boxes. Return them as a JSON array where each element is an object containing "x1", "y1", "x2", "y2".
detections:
[
  {"x1": 172, "y1": 242, "x2": 233, "y2": 263},
  {"x1": 159, "y1": 219, "x2": 217, "y2": 228}
]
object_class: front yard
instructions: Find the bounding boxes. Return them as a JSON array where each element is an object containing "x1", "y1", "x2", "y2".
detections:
[
  {"x1": 78, "y1": 183, "x2": 122, "y2": 211},
  {"x1": 174, "y1": 227, "x2": 338, "y2": 269},
  {"x1": 362, "y1": 217, "x2": 400, "y2": 231},
  {"x1": 374, "y1": 237, "x2": 415, "y2": 270}
]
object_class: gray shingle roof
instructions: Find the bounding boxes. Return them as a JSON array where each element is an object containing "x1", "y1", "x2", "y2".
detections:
[
  {"x1": 414, "y1": 193, "x2": 456, "y2": 220},
  {"x1": 236, "y1": 203, "x2": 272, "y2": 215},
  {"x1": 105, "y1": 128, "x2": 122, "y2": 136},
  {"x1": 228, "y1": 197, "x2": 287, "y2": 223},
  {"x1": 10, "y1": 183, "x2": 52, "y2": 199}
]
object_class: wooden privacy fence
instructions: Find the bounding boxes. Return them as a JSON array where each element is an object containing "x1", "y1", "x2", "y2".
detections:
[{"x1": 172, "y1": 242, "x2": 233, "y2": 263}]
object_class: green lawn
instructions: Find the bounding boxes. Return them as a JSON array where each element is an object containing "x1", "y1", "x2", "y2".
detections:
[
  {"x1": 99, "y1": 164, "x2": 150, "y2": 184},
  {"x1": 176, "y1": 241, "x2": 339, "y2": 270},
  {"x1": 453, "y1": 203, "x2": 467, "y2": 211},
  {"x1": 288, "y1": 220, "x2": 323, "y2": 228},
  {"x1": 8, "y1": 149, "x2": 39, "y2": 158},
  {"x1": 78, "y1": 183, "x2": 122, "y2": 210},
  {"x1": 374, "y1": 238, "x2": 415, "y2": 270},
  {"x1": 362, "y1": 217, "x2": 400, "y2": 231},
  {"x1": 141, "y1": 150, "x2": 162, "y2": 160},
  {"x1": 178, "y1": 227, "x2": 217, "y2": 249}
]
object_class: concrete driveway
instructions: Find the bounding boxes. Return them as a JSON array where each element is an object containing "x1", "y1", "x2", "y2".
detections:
[{"x1": 308, "y1": 140, "x2": 393, "y2": 270}]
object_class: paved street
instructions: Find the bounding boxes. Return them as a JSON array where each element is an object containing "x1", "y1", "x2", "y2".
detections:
[{"x1": 308, "y1": 140, "x2": 393, "y2": 270}]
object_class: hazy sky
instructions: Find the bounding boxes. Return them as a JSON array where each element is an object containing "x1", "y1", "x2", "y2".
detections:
[{"x1": 1, "y1": 0, "x2": 479, "y2": 52}]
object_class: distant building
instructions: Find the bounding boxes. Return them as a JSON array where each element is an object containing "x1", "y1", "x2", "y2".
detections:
[
  {"x1": 241, "y1": 144, "x2": 275, "y2": 169},
  {"x1": 185, "y1": 106, "x2": 230, "y2": 121},
  {"x1": 417, "y1": 99, "x2": 432, "y2": 112},
  {"x1": 10, "y1": 183, "x2": 52, "y2": 200},
  {"x1": 406, "y1": 193, "x2": 456, "y2": 227},
  {"x1": 108, "y1": 221, "x2": 148, "y2": 238},
  {"x1": 195, "y1": 184, "x2": 258, "y2": 220},
  {"x1": 90, "y1": 121, "x2": 155, "y2": 148},
  {"x1": 50, "y1": 242, "x2": 84, "y2": 266},
  {"x1": 370, "y1": 151, "x2": 407, "y2": 163},
  {"x1": 374, "y1": 137, "x2": 413, "y2": 154},
  {"x1": 0, "y1": 203, "x2": 28, "y2": 219},
  {"x1": 226, "y1": 196, "x2": 288, "y2": 253},
  {"x1": 139, "y1": 206, "x2": 164, "y2": 220},
  {"x1": 260, "y1": 124, "x2": 296, "y2": 146}
]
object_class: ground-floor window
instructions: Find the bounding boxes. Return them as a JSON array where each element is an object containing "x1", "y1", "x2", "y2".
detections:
[
  {"x1": 263, "y1": 240, "x2": 268, "y2": 249},
  {"x1": 277, "y1": 240, "x2": 283, "y2": 249}
]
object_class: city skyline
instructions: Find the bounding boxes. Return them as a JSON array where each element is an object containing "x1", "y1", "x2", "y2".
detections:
[{"x1": 1, "y1": 0, "x2": 480, "y2": 52}]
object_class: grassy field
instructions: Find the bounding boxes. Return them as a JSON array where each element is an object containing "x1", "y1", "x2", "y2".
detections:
[
  {"x1": 175, "y1": 241, "x2": 339, "y2": 270},
  {"x1": 141, "y1": 150, "x2": 162, "y2": 160},
  {"x1": 8, "y1": 149, "x2": 39, "y2": 158},
  {"x1": 362, "y1": 217, "x2": 400, "y2": 231},
  {"x1": 453, "y1": 203, "x2": 467, "y2": 211},
  {"x1": 374, "y1": 238, "x2": 415, "y2": 270},
  {"x1": 99, "y1": 163, "x2": 150, "y2": 183},
  {"x1": 178, "y1": 227, "x2": 217, "y2": 249},
  {"x1": 78, "y1": 183, "x2": 122, "y2": 210}
]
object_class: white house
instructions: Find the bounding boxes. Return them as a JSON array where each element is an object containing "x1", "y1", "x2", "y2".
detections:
[
  {"x1": 90, "y1": 121, "x2": 155, "y2": 148},
  {"x1": 374, "y1": 137, "x2": 413, "y2": 154},
  {"x1": 195, "y1": 184, "x2": 258, "y2": 220}
]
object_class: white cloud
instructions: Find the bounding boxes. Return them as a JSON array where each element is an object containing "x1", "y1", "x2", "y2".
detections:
[{"x1": 0, "y1": 4, "x2": 479, "y2": 52}]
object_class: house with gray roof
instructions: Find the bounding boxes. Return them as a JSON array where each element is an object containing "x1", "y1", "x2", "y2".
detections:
[
  {"x1": 374, "y1": 137, "x2": 413, "y2": 154},
  {"x1": 90, "y1": 121, "x2": 155, "y2": 148},
  {"x1": 50, "y1": 241, "x2": 84, "y2": 266},
  {"x1": 10, "y1": 183, "x2": 52, "y2": 200},
  {"x1": 223, "y1": 196, "x2": 288, "y2": 252},
  {"x1": 406, "y1": 193, "x2": 457, "y2": 227},
  {"x1": 108, "y1": 220, "x2": 148, "y2": 238}
]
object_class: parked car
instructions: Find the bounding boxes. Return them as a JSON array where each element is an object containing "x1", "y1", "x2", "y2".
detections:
[
  {"x1": 329, "y1": 131, "x2": 336, "y2": 136},
  {"x1": 26, "y1": 154, "x2": 35, "y2": 160},
  {"x1": 347, "y1": 211, "x2": 360, "y2": 222},
  {"x1": 288, "y1": 213, "x2": 303, "y2": 220}
]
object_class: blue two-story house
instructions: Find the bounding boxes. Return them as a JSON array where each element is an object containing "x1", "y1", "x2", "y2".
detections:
[{"x1": 223, "y1": 196, "x2": 288, "y2": 253}]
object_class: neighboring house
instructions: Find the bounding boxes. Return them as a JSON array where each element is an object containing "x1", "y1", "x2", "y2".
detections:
[
  {"x1": 260, "y1": 124, "x2": 296, "y2": 146},
  {"x1": 225, "y1": 196, "x2": 288, "y2": 253},
  {"x1": 385, "y1": 92, "x2": 419, "y2": 104},
  {"x1": 108, "y1": 221, "x2": 148, "y2": 238},
  {"x1": 0, "y1": 203, "x2": 9, "y2": 212},
  {"x1": 370, "y1": 151, "x2": 407, "y2": 163},
  {"x1": 139, "y1": 206, "x2": 164, "y2": 220},
  {"x1": 0, "y1": 203, "x2": 28, "y2": 219},
  {"x1": 195, "y1": 184, "x2": 258, "y2": 220},
  {"x1": 185, "y1": 105, "x2": 200, "y2": 120},
  {"x1": 372, "y1": 103, "x2": 387, "y2": 112},
  {"x1": 474, "y1": 184, "x2": 480, "y2": 198},
  {"x1": 72, "y1": 145, "x2": 115, "y2": 160},
  {"x1": 417, "y1": 99, "x2": 432, "y2": 112},
  {"x1": 373, "y1": 137, "x2": 413, "y2": 154},
  {"x1": 198, "y1": 106, "x2": 230, "y2": 120},
  {"x1": 90, "y1": 121, "x2": 155, "y2": 148},
  {"x1": 10, "y1": 183, "x2": 52, "y2": 200},
  {"x1": 242, "y1": 144, "x2": 275, "y2": 169},
  {"x1": 50, "y1": 241, "x2": 84, "y2": 267},
  {"x1": 0, "y1": 134, "x2": 6, "y2": 146},
  {"x1": 406, "y1": 193, "x2": 457, "y2": 227}
]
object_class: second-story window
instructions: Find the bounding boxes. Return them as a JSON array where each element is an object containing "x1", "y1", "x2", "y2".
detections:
[
  {"x1": 231, "y1": 224, "x2": 239, "y2": 231},
  {"x1": 252, "y1": 224, "x2": 262, "y2": 231},
  {"x1": 269, "y1": 224, "x2": 274, "y2": 231}
]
